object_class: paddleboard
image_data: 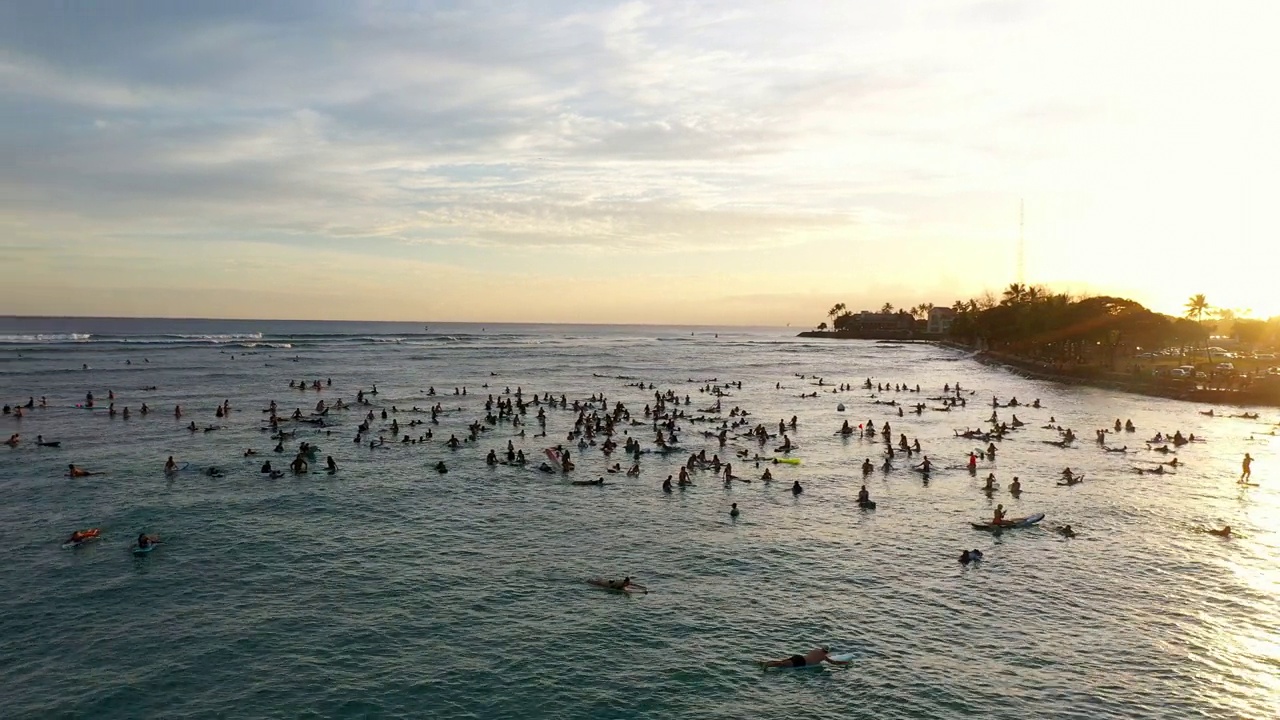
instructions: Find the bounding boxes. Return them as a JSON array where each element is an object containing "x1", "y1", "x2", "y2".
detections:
[
  {"x1": 1238, "y1": 482, "x2": 1260, "y2": 487},
  {"x1": 774, "y1": 458, "x2": 801, "y2": 465},
  {"x1": 131, "y1": 544, "x2": 156, "y2": 556}
]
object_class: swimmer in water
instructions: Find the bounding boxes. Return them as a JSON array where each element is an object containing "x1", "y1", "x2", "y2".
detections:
[
  {"x1": 729, "y1": 502, "x2": 739, "y2": 517},
  {"x1": 67, "y1": 464, "x2": 98, "y2": 478}
]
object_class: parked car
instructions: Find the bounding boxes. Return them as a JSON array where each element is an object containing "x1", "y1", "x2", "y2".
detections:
[
  {"x1": 1169, "y1": 368, "x2": 1190, "y2": 378},
  {"x1": 1215, "y1": 362, "x2": 1235, "y2": 372}
]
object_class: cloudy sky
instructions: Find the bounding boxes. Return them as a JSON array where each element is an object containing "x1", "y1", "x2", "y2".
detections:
[{"x1": 2, "y1": 1, "x2": 1274, "y2": 324}]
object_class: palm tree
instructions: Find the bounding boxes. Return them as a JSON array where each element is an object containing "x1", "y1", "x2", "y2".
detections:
[
  {"x1": 880, "y1": 302, "x2": 894, "y2": 314},
  {"x1": 1002, "y1": 283, "x2": 1027, "y2": 305},
  {"x1": 827, "y1": 303, "x2": 846, "y2": 322},
  {"x1": 1184, "y1": 294, "x2": 1210, "y2": 323},
  {"x1": 1184, "y1": 294, "x2": 1212, "y2": 361}
]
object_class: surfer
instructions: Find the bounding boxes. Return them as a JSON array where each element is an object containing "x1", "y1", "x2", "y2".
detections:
[
  {"x1": 857, "y1": 485, "x2": 871, "y2": 506},
  {"x1": 730, "y1": 503, "x2": 740, "y2": 517},
  {"x1": 791, "y1": 481, "x2": 803, "y2": 496},
  {"x1": 590, "y1": 576, "x2": 644, "y2": 592},
  {"x1": 1009, "y1": 477, "x2": 1021, "y2": 494},
  {"x1": 164, "y1": 456, "x2": 178, "y2": 474},
  {"x1": 66, "y1": 528, "x2": 99, "y2": 545},
  {"x1": 1240, "y1": 453, "x2": 1253, "y2": 482},
  {"x1": 67, "y1": 464, "x2": 98, "y2": 478},
  {"x1": 1208, "y1": 525, "x2": 1232, "y2": 537},
  {"x1": 757, "y1": 646, "x2": 848, "y2": 669},
  {"x1": 959, "y1": 549, "x2": 983, "y2": 564},
  {"x1": 991, "y1": 504, "x2": 1007, "y2": 526}
]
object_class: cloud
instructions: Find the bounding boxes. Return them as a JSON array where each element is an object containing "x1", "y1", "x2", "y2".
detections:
[{"x1": 2, "y1": 0, "x2": 1273, "y2": 321}]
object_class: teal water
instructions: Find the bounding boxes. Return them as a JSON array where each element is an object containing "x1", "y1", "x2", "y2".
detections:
[{"x1": 1, "y1": 320, "x2": 1278, "y2": 719}]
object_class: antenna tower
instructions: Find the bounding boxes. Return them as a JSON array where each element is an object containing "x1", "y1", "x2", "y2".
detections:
[{"x1": 1016, "y1": 199, "x2": 1025, "y2": 285}]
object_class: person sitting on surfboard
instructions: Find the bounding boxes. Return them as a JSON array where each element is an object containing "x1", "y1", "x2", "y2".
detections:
[
  {"x1": 757, "y1": 646, "x2": 849, "y2": 669},
  {"x1": 1009, "y1": 477, "x2": 1021, "y2": 494},
  {"x1": 164, "y1": 456, "x2": 178, "y2": 474},
  {"x1": 992, "y1": 504, "x2": 1007, "y2": 525},
  {"x1": 857, "y1": 486, "x2": 871, "y2": 505},
  {"x1": 136, "y1": 533, "x2": 154, "y2": 549}
]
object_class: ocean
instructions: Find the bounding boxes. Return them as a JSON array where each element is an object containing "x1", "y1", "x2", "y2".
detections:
[{"x1": 1, "y1": 317, "x2": 1276, "y2": 719}]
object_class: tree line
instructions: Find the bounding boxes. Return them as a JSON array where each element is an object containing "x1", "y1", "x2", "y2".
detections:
[{"x1": 818, "y1": 285, "x2": 1276, "y2": 367}]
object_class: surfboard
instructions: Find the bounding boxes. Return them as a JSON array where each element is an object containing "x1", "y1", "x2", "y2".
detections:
[{"x1": 971, "y1": 512, "x2": 1044, "y2": 531}]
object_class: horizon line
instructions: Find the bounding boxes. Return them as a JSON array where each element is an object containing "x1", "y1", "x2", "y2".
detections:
[{"x1": 0, "y1": 314, "x2": 792, "y2": 329}]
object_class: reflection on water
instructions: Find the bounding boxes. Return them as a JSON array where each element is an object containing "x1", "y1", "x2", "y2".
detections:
[{"x1": 0, "y1": 328, "x2": 1276, "y2": 719}]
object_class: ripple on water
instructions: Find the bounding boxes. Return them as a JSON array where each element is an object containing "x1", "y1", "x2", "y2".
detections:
[{"x1": 0, "y1": 336, "x2": 1278, "y2": 719}]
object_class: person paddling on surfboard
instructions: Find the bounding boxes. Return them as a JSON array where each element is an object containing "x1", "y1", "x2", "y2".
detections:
[
  {"x1": 758, "y1": 646, "x2": 849, "y2": 669},
  {"x1": 589, "y1": 576, "x2": 645, "y2": 592},
  {"x1": 992, "y1": 504, "x2": 1007, "y2": 526}
]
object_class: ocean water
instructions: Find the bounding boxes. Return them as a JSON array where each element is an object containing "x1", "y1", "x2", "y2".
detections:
[{"x1": 1, "y1": 318, "x2": 1277, "y2": 720}]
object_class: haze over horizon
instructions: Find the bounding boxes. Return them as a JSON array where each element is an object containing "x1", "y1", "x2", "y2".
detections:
[{"x1": 3, "y1": 1, "x2": 1275, "y2": 325}]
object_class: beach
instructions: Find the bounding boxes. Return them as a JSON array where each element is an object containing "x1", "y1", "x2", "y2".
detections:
[{"x1": 1, "y1": 318, "x2": 1277, "y2": 719}]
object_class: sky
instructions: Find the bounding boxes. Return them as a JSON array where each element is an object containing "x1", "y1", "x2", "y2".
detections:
[{"x1": 2, "y1": 0, "x2": 1276, "y2": 325}]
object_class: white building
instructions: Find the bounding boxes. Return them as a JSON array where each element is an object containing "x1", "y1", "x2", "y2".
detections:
[{"x1": 927, "y1": 307, "x2": 956, "y2": 335}]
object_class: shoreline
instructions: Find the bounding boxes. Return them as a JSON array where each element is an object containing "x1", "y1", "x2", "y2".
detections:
[{"x1": 935, "y1": 340, "x2": 1280, "y2": 408}]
